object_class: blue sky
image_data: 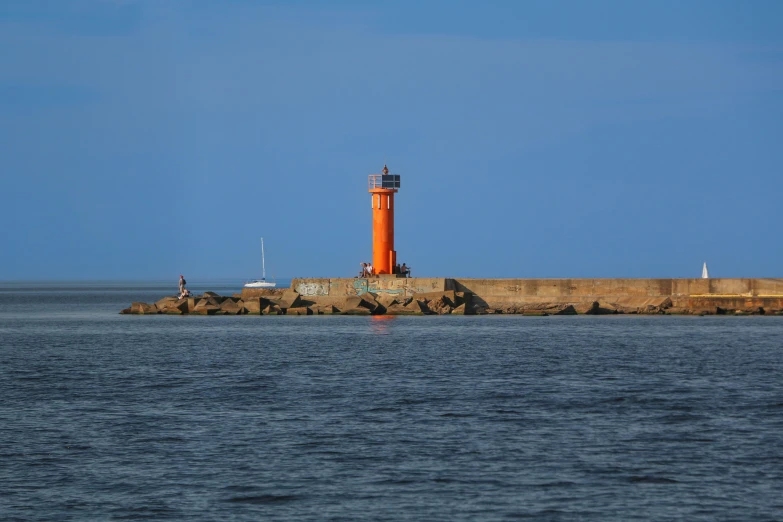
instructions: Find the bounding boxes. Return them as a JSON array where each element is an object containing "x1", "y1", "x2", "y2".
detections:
[{"x1": 1, "y1": 0, "x2": 781, "y2": 280}]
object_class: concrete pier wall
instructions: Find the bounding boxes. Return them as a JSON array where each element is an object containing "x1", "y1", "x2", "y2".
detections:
[
  {"x1": 288, "y1": 277, "x2": 783, "y2": 314},
  {"x1": 292, "y1": 277, "x2": 447, "y2": 298},
  {"x1": 292, "y1": 277, "x2": 783, "y2": 298}
]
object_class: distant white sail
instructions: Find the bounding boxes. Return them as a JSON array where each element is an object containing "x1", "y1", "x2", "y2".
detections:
[
  {"x1": 244, "y1": 237, "x2": 276, "y2": 288},
  {"x1": 702, "y1": 262, "x2": 709, "y2": 279}
]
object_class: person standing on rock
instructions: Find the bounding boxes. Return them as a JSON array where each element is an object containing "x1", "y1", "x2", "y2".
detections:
[{"x1": 179, "y1": 275, "x2": 187, "y2": 297}]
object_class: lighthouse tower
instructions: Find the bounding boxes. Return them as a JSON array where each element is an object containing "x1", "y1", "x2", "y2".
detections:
[{"x1": 368, "y1": 164, "x2": 401, "y2": 275}]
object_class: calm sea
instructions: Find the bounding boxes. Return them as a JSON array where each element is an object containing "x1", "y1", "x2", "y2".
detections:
[{"x1": 1, "y1": 282, "x2": 782, "y2": 521}]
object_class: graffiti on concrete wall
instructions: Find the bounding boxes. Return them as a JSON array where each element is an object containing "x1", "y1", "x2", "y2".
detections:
[
  {"x1": 353, "y1": 280, "x2": 368, "y2": 295},
  {"x1": 296, "y1": 282, "x2": 329, "y2": 296}
]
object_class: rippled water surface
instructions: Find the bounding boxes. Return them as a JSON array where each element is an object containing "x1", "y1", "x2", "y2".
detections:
[{"x1": 1, "y1": 283, "x2": 782, "y2": 520}]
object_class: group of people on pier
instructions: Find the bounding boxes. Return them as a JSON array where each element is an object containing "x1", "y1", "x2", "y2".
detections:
[
  {"x1": 358, "y1": 262, "x2": 411, "y2": 278},
  {"x1": 359, "y1": 262, "x2": 374, "y2": 277},
  {"x1": 395, "y1": 263, "x2": 411, "y2": 277}
]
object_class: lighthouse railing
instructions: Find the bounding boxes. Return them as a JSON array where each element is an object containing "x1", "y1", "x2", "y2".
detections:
[{"x1": 368, "y1": 174, "x2": 401, "y2": 190}]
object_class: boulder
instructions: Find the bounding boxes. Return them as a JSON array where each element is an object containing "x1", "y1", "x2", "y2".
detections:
[
  {"x1": 200, "y1": 296, "x2": 222, "y2": 307},
  {"x1": 258, "y1": 296, "x2": 277, "y2": 308},
  {"x1": 192, "y1": 306, "x2": 221, "y2": 315},
  {"x1": 402, "y1": 299, "x2": 428, "y2": 315},
  {"x1": 574, "y1": 301, "x2": 598, "y2": 314},
  {"x1": 220, "y1": 299, "x2": 244, "y2": 315},
  {"x1": 425, "y1": 295, "x2": 453, "y2": 314},
  {"x1": 243, "y1": 298, "x2": 262, "y2": 315},
  {"x1": 155, "y1": 296, "x2": 179, "y2": 309},
  {"x1": 354, "y1": 296, "x2": 378, "y2": 312},
  {"x1": 375, "y1": 293, "x2": 400, "y2": 309},
  {"x1": 599, "y1": 304, "x2": 620, "y2": 314},
  {"x1": 587, "y1": 301, "x2": 619, "y2": 315},
  {"x1": 279, "y1": 290, "x2": 302, "y2": 309},
  {"x1": 313, "y1": 305, "x2": 337, "y2": 315},
  {"x1": 549, "y1": 304, "x2": 577, "y2": 315},
  {"x1": 262, "y1": 304, "x2": 283, "y2": 315},
  {"x1": 131, "y1": 302, "x2": 158, "y2": 314},
  {"x1": 195, "y1": 292, "x2": 225, "y2": 303},
  {"x1": 454, "y1": 292, "x2": 472, "y2": 308},
  {"x1": 412, "y1": 290, "x2": 457, "y2": 308},
  {"x1": 260, "y1": 292, "x2": 300, "y2": 312},
  {"x1": 384, "y1": 303, "x2": 412, "y2": 315},
  {"x1": 332, "y1": 295, "x2": 375, "y2": 313},
  {"x1": 155, "y1": 297, "x2": 189, "y2": 314},
  {"x1": 162, "y1": 299, "x2": 189, "y2": 314},
  {"x1": 341, "y1": 307, "x2": 372, "y2": 315},
  {"x1": 451, "y1": 303, "x2": 467, "y2": 315},
  {"x1": 192, "y1": 300, "x2": 221, "y2": 315},
  {"x1": 361, "y1": 293, "x2": 384, "y2": 313},
  {"x1": 286, "y1": 306, "x2": 312, "y2": 315},
  {"x1": 523, "y1": 303, "x2": 576, "y2": 315}
]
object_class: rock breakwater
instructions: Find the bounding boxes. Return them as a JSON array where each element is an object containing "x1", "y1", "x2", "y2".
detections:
[
  {"x1": 121, "y1": 277, "x2": 783, "y2": 316},
  {"x1": 121, "y1": 289, "x2": 470, "y2": 316}
]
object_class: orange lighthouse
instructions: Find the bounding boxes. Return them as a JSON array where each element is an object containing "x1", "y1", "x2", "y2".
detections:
[{"x1": 368, "y1": 165, "x2": 401, "y2": 275}]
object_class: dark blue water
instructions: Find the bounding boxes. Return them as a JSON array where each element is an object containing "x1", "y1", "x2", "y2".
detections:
[{"x1": 1, "y1": 283, "x2": 782, "y2": 520}]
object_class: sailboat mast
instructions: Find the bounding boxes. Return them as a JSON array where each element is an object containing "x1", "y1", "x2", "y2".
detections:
[{"x1": 261, "y1": 238, "x2": 266, "y2": 280}]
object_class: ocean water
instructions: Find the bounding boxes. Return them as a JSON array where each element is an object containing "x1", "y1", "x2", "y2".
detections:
[{"x1": 1, "y1": 282, "x2": 782, "y2": 521}]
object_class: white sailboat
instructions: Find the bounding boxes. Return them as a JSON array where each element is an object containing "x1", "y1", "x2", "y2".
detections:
[
  {"x1": 244, "y1": 238, "x2": 276, "y2": 288},
  {"x1": 701, "y1": 262, "x2": 709, "y2": 279}
]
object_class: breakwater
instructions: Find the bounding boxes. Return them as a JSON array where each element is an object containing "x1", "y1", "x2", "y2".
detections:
[{"x1": 121, "y1": 278, "x2": 783, "y2": 315}]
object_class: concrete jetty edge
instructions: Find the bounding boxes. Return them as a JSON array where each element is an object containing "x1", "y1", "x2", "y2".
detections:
[{"x1": 121, "y1": 278, "x2": 783, "y2": 316}]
